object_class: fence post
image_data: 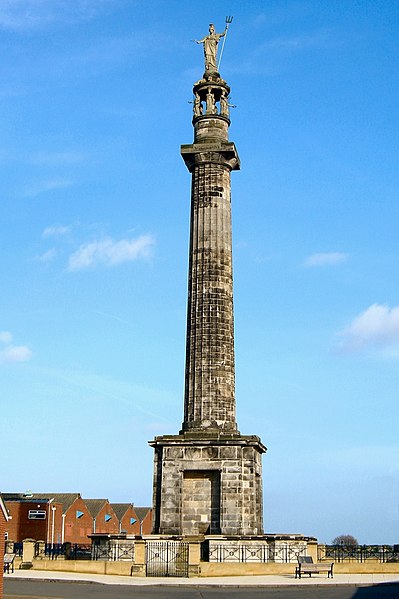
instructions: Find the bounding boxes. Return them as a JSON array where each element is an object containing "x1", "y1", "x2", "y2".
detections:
[
  {"x1": 21, "y1": 539, "x2": 36, "y2": 570},
  {"x1": 188, "y1": 540, "x2": 201, "y2": 577},
  {"x1": 4, "y1": 541, "x2": 14, "y2": 554},
  {"x1": 306, "y1": 540, "x2": 319, "y2": 562},
  {"x1": 317, "y1": 543, "x2": 326, "y2": 561},
  {"x1": 130, "y1": 539, "x2": 146, "y2": 577}
]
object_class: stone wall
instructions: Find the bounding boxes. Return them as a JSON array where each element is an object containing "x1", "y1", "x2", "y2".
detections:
[{"x1": 150, "y1": 436, "x2": 265, "y2": 536}]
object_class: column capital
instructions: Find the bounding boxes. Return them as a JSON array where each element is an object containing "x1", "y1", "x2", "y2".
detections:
[{"x1": 180, "y1": 142, "x2": 240, "y2": 172}]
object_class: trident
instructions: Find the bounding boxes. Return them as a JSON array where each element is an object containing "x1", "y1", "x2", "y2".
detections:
[{"x1": 217, "y1": 15, "x2": 233, "y2": 71}]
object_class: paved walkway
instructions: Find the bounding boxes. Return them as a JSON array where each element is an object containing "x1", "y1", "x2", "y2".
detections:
[{"x1": 5, "y1": 569, "x2": 399, "y2": 587}]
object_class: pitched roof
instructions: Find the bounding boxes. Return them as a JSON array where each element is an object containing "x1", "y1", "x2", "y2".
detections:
[
  {"x1": 110, "y1": 503, "x2": 133, "y2": 521},
  {"x1": 84, "y1": 499, "x2": 108, "y2": 518},
  {"x1": 36, "y1": 493, "x2": 81, "y2": 512},
  {"x1": 1, "y1": 492, "x2": 81, "y2": 513},
  {"x1": 0, "y1": 494, "x2": 9, "y2": 521},
  {"x1": 2, "y1": 492, "x2": 52, "y2": 502},
  {"x1": 134, "y1": 507, "x2": 151, "y2": 522}
]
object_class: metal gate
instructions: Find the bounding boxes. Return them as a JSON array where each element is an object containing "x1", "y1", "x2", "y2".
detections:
[{"x1": 146, "y1": 540, "x2": 189, "y2": 577}]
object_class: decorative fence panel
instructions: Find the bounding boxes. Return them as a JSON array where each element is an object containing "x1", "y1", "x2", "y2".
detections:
[
  {"x1": 92, "y1": 541, "x2": 135, "y2": 562},
  {"x1": 34, "y1": 543, "x2": 97, "y2": 560},
  {"x1": 319, "y1": 545, "x2": 399, "y2": 563},
  {"x1": 206, "y1": 542, "x2": 307, "y2": 563}
]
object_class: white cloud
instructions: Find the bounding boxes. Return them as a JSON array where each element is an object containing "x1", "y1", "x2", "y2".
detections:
[
  {"x1": 0, "y1": 344, "x2": 33, "y2": 363},
  {"x1": 68, "y1": 234, "x2": 155, "y2": 271},
  {"x1": 35, "y1": 248, "x2": 57, "y2": 262},
  {"x1": 303, "y1": 252, "x2": 348, "y2": 267},
  {"x1": 22, "y1": 178, "x2": 73, "y2": 198},
  {"x1": 338, "y1": 304, "x2": 399, "y2": 352},
  {"x1": 0, "y1": 331, "x2": 33, "y2": 363},
  {"x1": 0, "y1": 331, "x2": 13, "y2": 344},
  {"x1": 42, "y1": 225, "x2": 70, "y2": 238}
]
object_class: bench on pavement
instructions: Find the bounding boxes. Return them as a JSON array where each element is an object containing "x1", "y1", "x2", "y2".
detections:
[
  {"x1": 295, "y1": 555, "x2": 334, "y2": 579},
  {"x1": 3, "y1": 553, "x2": 15, "y2": 574}
]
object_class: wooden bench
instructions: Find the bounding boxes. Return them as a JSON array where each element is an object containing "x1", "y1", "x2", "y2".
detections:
[
  {"x1": 295, "y1": 555, "x2": 334, "y2": 579},
  {"x1": 3, "y1": 553, "x2": 15, "y2": 574}
]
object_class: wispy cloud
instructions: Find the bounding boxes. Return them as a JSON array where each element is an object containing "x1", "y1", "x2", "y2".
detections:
[
  {"x1": 0, "y1": 0, "x2": 114, "y2": 31},
  {"x1": 226, "y1": 29, "x2": 341, "y2": 77},
  {"x1": 303, "y1": 252, "x2": 348, "y2": 267},
  {"x1": 31, "y1": 151, "x2": 85, "y2": 165},
  {"x1": 93, "y1": 311, "x2": 131, "y2": 325},
  {"x1": 34, "y1": 365, "x2": 177, "y2": 424},
  {"x1": 42, "y1": 225, "x2": 71, "y2": 238},
  {"x1": 0, "y1": 331, "x2": 32, "y2": 363},
  {"x1": 337, "y1": 304, "x2": 399, "y2": 353},
  {"x1": 22, "y1": 178, "x2": 73, "y2": 198},
  {"x1": 68, "y1": 234, "x2": 155, "y2": 271},
  {"x1": 35, "y1": 248, "x2": 57, "y2": 263},
  {"x1": 260, "y1": 32, "x2": 331, "y2": 51},
  {"x1": 0, "y1": 331, "x2": 13, "y2": 344}
]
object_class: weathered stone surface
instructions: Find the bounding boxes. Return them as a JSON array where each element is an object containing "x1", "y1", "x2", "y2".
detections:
[
  {"x1": 150, "y1": 72, "x2": 266, "y2": 537},
  {"x1": 150, "y1": 436, "x2": 265, "y2": 536}
]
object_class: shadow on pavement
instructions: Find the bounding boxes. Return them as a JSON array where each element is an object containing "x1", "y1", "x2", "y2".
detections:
[{"x1": 351, "y1": 582, "x2": 399, "y2": 598}]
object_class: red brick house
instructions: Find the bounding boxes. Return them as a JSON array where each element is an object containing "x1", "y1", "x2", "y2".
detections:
[
  {"x1": 108, "y1": 504, "x2": 150, "y2": 535},
  {"x1": 132, "y1": 507, "x2": 152, "y2": 535},
  {"x1": 1, "y1": 494, "x2": 10, "y2": 599},
  {"x1": 110, "y1": 503, "x2": 137, "y2": 534},
  {"x1": 3, "y1": 493, "x2": 63, "y2": 544},
  {"x1": 85, "y1": 500, "x2": 119, "y2": 535},
  {"x1": 44, "y1": 494, "x2": 93, "y2": 545}
]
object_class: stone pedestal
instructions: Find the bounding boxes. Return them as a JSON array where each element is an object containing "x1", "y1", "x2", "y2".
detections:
[{"x1": 150, "y1": 433, "x2": 265, "y2": 536}]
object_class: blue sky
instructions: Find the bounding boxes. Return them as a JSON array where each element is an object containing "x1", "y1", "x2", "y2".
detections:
[{"x1": 1, "y1": 0, "x2": 398, "y2": 545}]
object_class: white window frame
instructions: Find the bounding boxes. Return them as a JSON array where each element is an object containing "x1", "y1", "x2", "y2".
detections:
[{"x1": 28, "y1": 509, "x2": 47, "y2": 520}]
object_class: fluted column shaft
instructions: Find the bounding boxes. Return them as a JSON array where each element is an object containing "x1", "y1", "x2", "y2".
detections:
[{"x1": 182, "y1": 158, "x2": 237, "y2": 433}]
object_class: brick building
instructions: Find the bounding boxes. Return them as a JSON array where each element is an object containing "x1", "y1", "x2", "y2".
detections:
[
  {"x1": 133, "y1": 507, "x2": 152, "y2": 535},
  {"x1": 3, "y1": 493, "x2": 63, "y2": 544},
  {"x1": 110, "y1": 504, "x2": 152, "y2": 535},
  {"x1": 48, "y1": 494, "x2": 92, "y2": 545},
  {"x1": 1, "y1": 494, "x2": 9, "y2": 599},
  {"x1": 85, "y1": 499, "x2": 119, "y2": 535},
  {"x1": 3, "y1": 493, "x2": 152, "y2": 544}
]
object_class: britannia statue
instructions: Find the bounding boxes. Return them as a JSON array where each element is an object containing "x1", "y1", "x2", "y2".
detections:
[{"x1": 195, "y1": 23, "x2": 226, "y2": 72}]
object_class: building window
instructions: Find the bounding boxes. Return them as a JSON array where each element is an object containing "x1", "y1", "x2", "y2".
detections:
[
  {"x1": 28, "y1": 510, "x2": 46, "y2": 520},
  {"x1": 76, "y1": 510, "x2": 84, "y2": 519},
  {"x1": 104, "y1": 514, "x2": 112, "y2": 522}
]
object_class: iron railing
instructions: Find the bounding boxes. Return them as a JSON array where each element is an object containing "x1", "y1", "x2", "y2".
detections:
[
  {"x1": 319, "y1": 545, "x2": 399, "y2": 563},
  {"x1": 34, "y1": 543, "x2": 93, "y2": 560},
  {"x1": 92, "y1": 541, "x2": 135, "y2": 562},
  {"x1": 11, "y1": 542, "x2": 23, "y2": 557},
  {"x1": 205, "y1": 542, "x2": 307, "y2": 563}
]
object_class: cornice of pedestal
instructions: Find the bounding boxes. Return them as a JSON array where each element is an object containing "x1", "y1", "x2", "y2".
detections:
[{"x1": 149, "y1": 433, "x2": 267, "y2": 454}]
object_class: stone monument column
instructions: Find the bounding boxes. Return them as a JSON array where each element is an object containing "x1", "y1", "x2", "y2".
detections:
[
  {"x1": 181, "y1": 76, "x2": 239, "y2": 435},
  {"x1": 149, "y1": 26, "x2": 266, "y2": 538}
]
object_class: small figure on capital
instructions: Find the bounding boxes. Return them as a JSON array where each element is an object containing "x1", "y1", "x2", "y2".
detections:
[
  {"x1": 220, "y1": 90, "x2": 229, "y2": 117},
  {"x1": 195, "y1": 23, "x2": 226, "y2": 72},
  {"x1": 193, "y1": 92, "x2": 203, "y2": 117},
  {"x1": 206, "y1": 88, "x2": 217, "y2": 114}
]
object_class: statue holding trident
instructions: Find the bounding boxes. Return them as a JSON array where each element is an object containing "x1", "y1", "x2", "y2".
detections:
[{"x1": 194, "y1": 19, "x2": 232, "y2": 72}]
